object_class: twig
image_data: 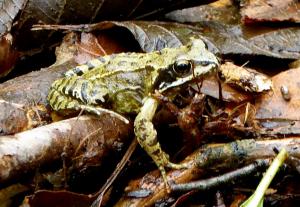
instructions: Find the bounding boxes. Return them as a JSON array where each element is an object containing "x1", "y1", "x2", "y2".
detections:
[
  {"x1": 171, "y1": 159, "x2": 269, "y2": 191},
  {"x1": 91, "y1": 139, "x2": 138, "y2": 207}
]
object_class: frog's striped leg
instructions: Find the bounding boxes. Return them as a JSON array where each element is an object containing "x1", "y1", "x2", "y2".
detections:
[
  {"x1": 48, "y1": 89, "x2": 129, "y2": 124},
  {"x1": 134, "y1": 97, "x2": 188, "y2": 191}
]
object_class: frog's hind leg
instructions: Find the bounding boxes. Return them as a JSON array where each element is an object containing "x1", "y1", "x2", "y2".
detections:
[
  {"x1": 48, "y1": 89, "x2": 129, "y2": 124},
  {"x1": 78, "y1": 105, "x2": 129, "y2": 124}
]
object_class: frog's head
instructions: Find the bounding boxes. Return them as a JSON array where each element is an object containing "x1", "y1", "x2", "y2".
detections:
[{"x1": 156, "y1": 38, "x2": 220, "y2": 93}]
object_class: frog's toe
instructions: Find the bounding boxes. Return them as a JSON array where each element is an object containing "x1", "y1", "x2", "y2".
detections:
[
  {"x1": 158, "y1": 161, "x2": 189, "y2": 193},
  {"x1": 158, "y1": 165, "x2": 171, "y2": 192}
]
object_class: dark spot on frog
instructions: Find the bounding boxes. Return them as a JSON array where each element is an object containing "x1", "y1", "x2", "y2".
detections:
[
  {"x1": 53, "y1": 93, "x2": 59, "y2": 107},
  {"x1": 56, "y1": 99, "x2": 64, "y2": 110},
  {"x1": 87, "y1": 61, "x2": 95, "y2": 70},
  {"x1": 273, "y1": 147, "x2": 279, "y2": 154},
  {"x1": 67, "y1": 79, "x2": 79, "y2": 96},
  {"x1": 94, "y1": 93, "x2": 109, "y2": 105},
  {"x1": 74, "y1": 67, "x2": 84, "y2": 76},
  {"x1": 61, "y1": 78, "x2": 72, "y2": 94},
  {"x1": 152, "y1": 149, "x2": 161, "y2": 156}
]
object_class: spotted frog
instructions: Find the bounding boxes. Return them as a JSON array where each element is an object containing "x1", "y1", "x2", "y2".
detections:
[{"x1": 47, "y1": 38, "x2": 219, "y2": 189}]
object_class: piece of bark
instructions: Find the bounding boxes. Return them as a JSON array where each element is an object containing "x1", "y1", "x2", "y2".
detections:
[
  {"x1": 220, "y1": 62, "x2": 272, "y2": 93},
  {"x1": 114, "y1": 138, "x2": 300, "y2": 206},
  {"x1": 0, "y1": 115, "x2": 132, "y2": 183}
]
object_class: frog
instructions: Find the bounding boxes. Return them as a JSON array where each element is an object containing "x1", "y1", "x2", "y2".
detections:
[{"x1": 47, "y1": 37, "x2": 219, "y2": 190}]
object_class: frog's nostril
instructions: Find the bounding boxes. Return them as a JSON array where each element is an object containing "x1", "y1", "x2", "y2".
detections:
[
  {"x1": 200, "y1": 61, "x2": 210, "y2": 66},
  {"x1": 199, "y1": 60, "x2": 218, "y2": 67}
]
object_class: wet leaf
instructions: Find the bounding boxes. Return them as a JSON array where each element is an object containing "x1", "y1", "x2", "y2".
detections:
[
  {"x1": 165, "y1": 2, "x2": 300, "y2": 60},
  {"x1": 241, "y1": 0, "x2": 300, "y2": 24},
  {"x1": 33, "y1": 20, "x2": 300, "y2": 64},
  {"x1": 74, "y1": 32, "x2": 106, "y2": 64},
  {"x1": 166, "y1": 0, "x2": 240, "y2": 25},
  {"x1": 0, "y1": 0, "x2": 27, "y2": 34},
  {"x1": 10, "y1": 0, "x2": 217, "y2": 51},
  {"x1": 255, "y1": 67, "x2": 300, "y2": 135},
  {"x1": 194, "y1": 21, "x2": 300, "y2": 59},
  {"x1": 33, "y1": 21, "x2": 220, "y2": 54},
  {"x1": 0, "y1": 33, "x2": 19, "y2": 77},
  {"x1": 28, "y1": 190, "x2": 93, "y2": 207},
  {"x1": 87, "y1": 21, "x2": 195, "y2": 52},
  {"x1": 256, "y1": 68, "x2": 300, "y2": 120}
]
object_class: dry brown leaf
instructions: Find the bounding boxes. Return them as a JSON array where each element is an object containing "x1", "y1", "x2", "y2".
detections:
[
  {"x1": 241, "y1": 0, "x2": 300, "y2": 24},
  {"x1": 256, "y1": 68, "x2": 300, "y2": 120},
  {"x1": 255, "y1": 67, "x2": 300, "y2": 136}
]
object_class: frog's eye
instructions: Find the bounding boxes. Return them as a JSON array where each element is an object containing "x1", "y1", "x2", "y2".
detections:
[{"x1": 173, "y1": 60, "x2": 193, "y2": 76}]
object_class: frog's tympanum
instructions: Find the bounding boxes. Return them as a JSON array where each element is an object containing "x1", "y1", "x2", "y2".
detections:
[{"x1": 48, "y1": 38, "x2": 219, "y2": 190}]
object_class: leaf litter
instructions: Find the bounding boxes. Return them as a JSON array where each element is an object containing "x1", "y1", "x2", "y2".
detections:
[{"x1": 1, "y1": 0, "x2": 300, "y2": 206}]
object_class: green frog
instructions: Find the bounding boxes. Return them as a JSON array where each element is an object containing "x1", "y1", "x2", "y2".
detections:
[{"x1": 47, "y1": 38, "x2": 219, "y2": 190}]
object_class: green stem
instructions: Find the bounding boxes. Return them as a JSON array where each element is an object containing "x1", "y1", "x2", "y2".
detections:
[{"x1": 241, "y1": 148, "x2": 288, "y2": 207}]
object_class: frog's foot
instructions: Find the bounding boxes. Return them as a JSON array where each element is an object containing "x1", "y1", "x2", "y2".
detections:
[{"x1": 155, "y1": 152, "x2": 189, "y2": 192}]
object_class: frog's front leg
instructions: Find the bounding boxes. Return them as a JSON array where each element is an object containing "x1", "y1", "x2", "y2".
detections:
[{"x1": 134, "y1": 97, "x2": 188, "y2": 190}]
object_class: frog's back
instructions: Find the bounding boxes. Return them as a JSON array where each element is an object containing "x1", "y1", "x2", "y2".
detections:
[
  {"x1": 48, "y1": 52, "x2": 163, "y2": 115},
  {"x1": 48, "y1": 39, "x2": 215, "y2": 115}
]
